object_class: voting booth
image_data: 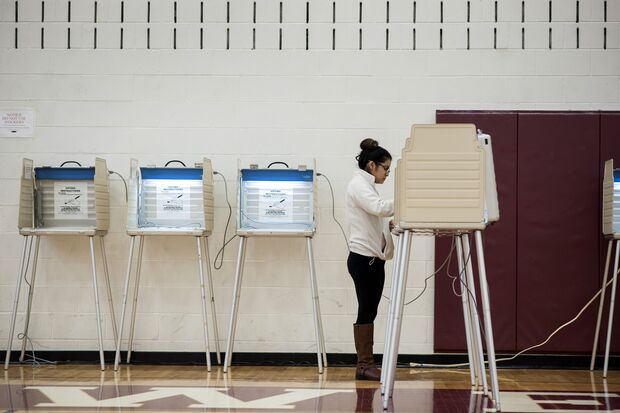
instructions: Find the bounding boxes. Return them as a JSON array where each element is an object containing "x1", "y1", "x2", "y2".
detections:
[
  {"x1": 4, "y1": 158, "x2": 117, "y2": 370},
  {"x1": 132, "y1": 162, "x2": 212, "y2": 230},
  {"x1": 223, "y1": 162, "x2": 327, "y2": 373},
  {"x1": 114, "y1": 159, "x2": 220, "y2": 371},
  {"x1": 591, "y1": 159, "x2": 620, "y2": 377},
  {"x1": 237, "y1": 168, "x2": 315, "y2": 236},
  {"x1": 381, "y1": 125, "x2": 502, "y2": 411}
]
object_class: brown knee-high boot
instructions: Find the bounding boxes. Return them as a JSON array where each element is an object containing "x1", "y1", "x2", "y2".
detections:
[{"x1": 354, "y1": 323, "x2": 381, "y2": 381}]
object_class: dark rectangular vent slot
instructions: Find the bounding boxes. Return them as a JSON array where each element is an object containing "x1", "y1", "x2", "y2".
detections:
[
  {"x1": 359, "y1": 28, "x2": 362, "y2": 49},
  {"x1": 440, "y1": 1, "x2": 443, "y2": 23},
  {"x1": 576, "y1": 1, "x2": 579, "y2": 23}
]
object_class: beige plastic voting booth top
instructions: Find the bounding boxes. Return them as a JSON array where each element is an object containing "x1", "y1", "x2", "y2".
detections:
[
  {"x1": 126, "y1": 158, "x2": 215, "y2": 236},
  {"x1": 397, "y1": 124, "x2": 486, "y2": 231},
  {"x1": 18, "y1": 158, "x2": 110, "y2": 235}
]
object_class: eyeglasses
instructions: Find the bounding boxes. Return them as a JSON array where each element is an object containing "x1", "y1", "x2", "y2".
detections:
[{"x1": 377, "y1": 162, "x2": 390, "y2": 173}]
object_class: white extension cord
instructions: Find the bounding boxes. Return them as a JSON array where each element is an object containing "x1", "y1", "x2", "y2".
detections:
[{"x1": 409, "y1": 270, "x2": 619, "y2": 368}]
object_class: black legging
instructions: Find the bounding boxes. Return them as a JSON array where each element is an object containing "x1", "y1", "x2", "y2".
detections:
[{"x1": 347, "y1": 251, "x2": 386, "y2": 325}]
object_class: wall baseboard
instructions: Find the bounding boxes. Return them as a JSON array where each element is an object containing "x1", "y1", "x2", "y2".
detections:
[{"x1": 1, "y1": 351, "x2": 617, "y2": 370}]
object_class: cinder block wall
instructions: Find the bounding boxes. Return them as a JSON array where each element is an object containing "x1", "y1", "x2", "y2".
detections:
[{"x1": 0, "y1": 0, "x2": 618, "y2": 355}]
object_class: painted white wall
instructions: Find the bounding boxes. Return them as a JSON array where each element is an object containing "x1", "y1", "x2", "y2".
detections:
[{"x1": 0, "y1": 0, "x2": 618, "y2": 356}]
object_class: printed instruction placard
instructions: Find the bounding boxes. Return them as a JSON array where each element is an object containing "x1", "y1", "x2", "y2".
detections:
[
  {"x1": 156, "y1": 182, "x2": 191, "y2": 219},
  {"x1": 0, "y1": 110, "x2": 35, "y2": 138},
  {"x1": 258, "y1": 188, "x2": 293, "y2": 222},
  {"x1": 54, "y1": 182, "x2": 89, "y2": 219}
]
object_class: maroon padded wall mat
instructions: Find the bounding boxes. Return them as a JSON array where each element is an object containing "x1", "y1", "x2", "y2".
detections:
[
  {"x1": 435, "y1": 111, "x2": 518, "y2": 352},
  {"x1": 516, "y1": 112, "x2": 600, "y2": 352},
  {"x1": 434, "y1": 110, "x2": 618, "y2": 354}
]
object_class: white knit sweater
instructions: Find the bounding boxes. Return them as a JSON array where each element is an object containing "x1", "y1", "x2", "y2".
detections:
[{"x1": 345, "y1": 169, "x2": 395, "y2": 260}]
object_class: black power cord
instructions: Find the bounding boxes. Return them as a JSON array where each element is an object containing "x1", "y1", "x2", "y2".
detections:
[
  {"x1": 213, "y1": 171, "x2": 237, "y2": 270},
  {"x1": 316, "y1": 172, "x2": 348, "y2": 247},
  {"x1": 108, "y1": 170, "x2": 128, "y2": 202}
]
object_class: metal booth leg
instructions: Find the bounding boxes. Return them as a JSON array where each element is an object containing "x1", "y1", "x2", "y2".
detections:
[
  {"x1": 383, "y1": 230, "x2": 413, "y2": 410},
  {"x1": 19, "y1": 236, "x2": 41, "y2": 362},
  {"x1": 313, "y1": 243, "x2": 328, "y2": 370},
  {"x1": 468, "y1": 391, "x2": 483, "y2": 413},
  {"x1": 604, "y1": 239, "x2": 620, "y2": 378},
  {"x1": 318, "y1": 315, "x2": 328, "y2": 368},
  {"x1": 381, "y1": 234, "x2": 402, "y2": 395},
  {"x1": 224, "y1": 236, "x2": 247, "y2": 373},
  {"x1": 100, "y1": 235, "x2": 118, "y2": 345},
  {"x1": 455, "y1": 234, "x2": 478, "y2": 388},
  {"x1": 89, "y1": 236, "x2": 106, "y2": 371},
  {"x1": 591, "y1": 239, "x2": 613, "y2": 370},
  {"x1": 4, "y1": 236, "x2": 31, "y2": 370},
  {"x1": 127, "y1": 236, "x2": 145, "y2": 363},
  {"x1": 315, "y1": 277, "x2": 328, "y2": 369},
  {"x1": 462, "y1": 233, "x2": 488, "y2": 393},
  {"x1": 474, "y1": 230, "x2": 501, "y2": 410},
  {"x1": 203, "y1": 236, "x2": 222, "y2": 364},
  {"x1": 196, "y1": 236, "x2": 212, "y2": 371},
  {"x1": 306, "y1": 236, "x2": 324, "y2": 374},
  {"x1": 114, "y1": 235, "x2": 136, "y2": 371}
]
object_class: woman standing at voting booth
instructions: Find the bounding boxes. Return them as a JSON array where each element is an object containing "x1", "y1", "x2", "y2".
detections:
[{"x1": 346, "y1": 138, "x2": 394, "y2": 381}]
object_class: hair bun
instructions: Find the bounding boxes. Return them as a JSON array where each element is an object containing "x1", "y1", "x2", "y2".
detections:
[{"x1": 360, "y1": 138, "x2": 379, "y2": 151}]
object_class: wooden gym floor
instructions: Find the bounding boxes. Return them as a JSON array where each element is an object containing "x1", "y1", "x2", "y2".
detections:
[{"x1": 2, "y1": 364, "x2": 620, "y2": 412}]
